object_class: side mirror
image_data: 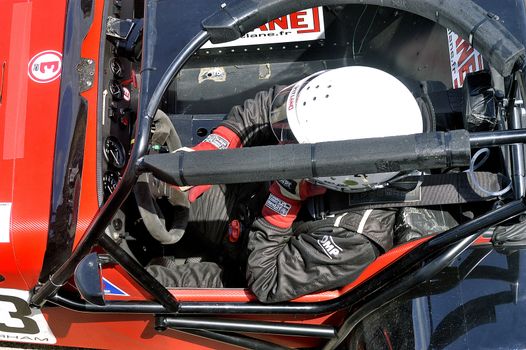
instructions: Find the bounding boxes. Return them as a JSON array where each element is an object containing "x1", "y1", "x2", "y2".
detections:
[{"x1": 74, "y1": 253, "x2": 105, "y2": 306}]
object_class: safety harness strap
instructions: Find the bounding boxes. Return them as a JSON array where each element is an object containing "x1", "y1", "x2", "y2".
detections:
[{"x1": 319, "y1": 172, "x2": 509, "y2": 214}]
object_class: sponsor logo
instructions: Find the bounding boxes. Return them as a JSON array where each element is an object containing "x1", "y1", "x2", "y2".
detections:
[
  {"x1": 447, "y1": 29, "x2": 484, "y2": 89},
  {"x1": 202, "y1": 7, "x2": 325, "y2": 48},
  {"x1": 27, "y1": 50, "x2": 62, "y2": 83},
  {"x1": 0, "y1": 334, "x2": 51, "y2": 342},
  {"x1": 204, "y1": 134, "x2": 230, "y2": 149},
  {"x1": 265, "y1": 194, "x2": 292, "y2": 216},
  {"x1": 317, "y1": 235, "x2": 343, "y2": 259},
  {"x1": 122, "y1": 86, "x2": 131, "y2": 101},
  {"x1": 102, "y1": 278, "x2": 129, "y2": 296},
  {"x1": 287, "y1": 84, "x2": 299, "y2": 111}
]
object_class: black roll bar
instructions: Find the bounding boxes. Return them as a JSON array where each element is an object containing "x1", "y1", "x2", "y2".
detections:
[
  {"x1": 141, "y1": 129, "x2": 526, "y2": 187},
  {"x1": 156, "y1": 316, "x2": 336, "y2": 338},
  {"x1": 177, "y1": 329, "x2": 290, "y2": 350}
]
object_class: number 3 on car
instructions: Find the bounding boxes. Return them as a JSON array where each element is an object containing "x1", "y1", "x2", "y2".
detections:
[{"x1": 0, "y1": 289, "x2": 56, "y2": 344}]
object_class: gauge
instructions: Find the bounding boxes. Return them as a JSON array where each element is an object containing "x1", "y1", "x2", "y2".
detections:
[
  {"x1": 102, "y1": 171, "x2": 120, "y2": 197},
  {"x1": 109, "y1": 80, "x2": 123, "y2": 100},
  {"x1": 104, "y1": 136, "x2": 126, "y2": 169},
  {"x1": 109, "y1": 57, "x2": 124, "y2": 79}
]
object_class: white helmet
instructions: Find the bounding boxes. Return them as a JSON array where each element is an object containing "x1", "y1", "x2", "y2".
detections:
[{"x1": 270, "y1": 66, "x2": 425, "y2": 192}]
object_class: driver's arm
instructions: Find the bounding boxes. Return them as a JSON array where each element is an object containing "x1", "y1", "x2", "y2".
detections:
[
  {"x1": 220, "y1": 87, "x2": 280, "y2": 147},
  {"x1": 181, "y1": 87, "x2": 280, "y2": 201}
]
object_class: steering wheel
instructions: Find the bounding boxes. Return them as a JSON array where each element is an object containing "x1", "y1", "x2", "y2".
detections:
[{"x1": 134, "y1": 109, "x2": 189, "y2": 245}]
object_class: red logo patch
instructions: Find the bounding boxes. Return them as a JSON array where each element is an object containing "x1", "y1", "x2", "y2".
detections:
[{"x1": 28, "y1": 50, "x2": 62, "y2": 83}]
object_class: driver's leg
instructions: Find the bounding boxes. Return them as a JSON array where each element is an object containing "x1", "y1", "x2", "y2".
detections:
[
  {"x1": 186, "y1": 183, "x2": 266, "y2": 250},
  {"x1": 146, "y1": 186, "x2": 241, "y2": 289}
]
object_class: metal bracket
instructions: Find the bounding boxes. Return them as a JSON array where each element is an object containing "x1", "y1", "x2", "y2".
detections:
[
  {"x1": 106, "y1": 16, "x2": 135, "y2": 39},
  {"x1": 104, "y1": 209, "x2": 126, "y2": 242},
  {"x1": 77, "y1": 58, "x2": 95, "y2": 92}
]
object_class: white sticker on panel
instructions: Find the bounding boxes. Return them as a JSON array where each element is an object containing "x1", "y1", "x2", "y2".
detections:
[
  {"x1": 0, "y1": 203, "x2": 12, "y2": 243},
  {"x1": 0, "y1": 288, "x2": 56, "y2": 344}
]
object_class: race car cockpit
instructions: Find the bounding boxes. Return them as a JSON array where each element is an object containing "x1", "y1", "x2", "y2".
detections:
[
  {"x1": 27, "y1": 0, "x2": 526, "y2": 348},
  {"x1": 97, "y1": 1, "x2": 510, "y2": 276}
]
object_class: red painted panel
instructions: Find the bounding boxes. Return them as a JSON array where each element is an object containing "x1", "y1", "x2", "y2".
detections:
[
  {"x1": 0, "y1": 0, "x2": 66, "y2": 289},
  {"x1": 43, "y1": 306, "x2": 335, "y2": 349},
  {"x1": 10, "y1": 0, "x2": 67, "y2": 289},
  {"x1": 44, "y1": 308, "x2": 241, "y2": 350}
]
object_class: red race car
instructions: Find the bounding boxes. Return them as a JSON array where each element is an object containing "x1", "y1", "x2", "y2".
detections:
[{"x1": 1, "y1": 0, "x2": 526, "y2": 349}]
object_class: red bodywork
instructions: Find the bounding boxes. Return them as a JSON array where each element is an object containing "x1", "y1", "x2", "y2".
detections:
[
  {"x1": 0, "y1": 0, "x2": 101, "y2": 282},
  {"x1": 0, "y1": 0, "x2": 67, "y2": 290},
  {"x1": 0, "y1": 1, "x2": 469, "y2": 349}
]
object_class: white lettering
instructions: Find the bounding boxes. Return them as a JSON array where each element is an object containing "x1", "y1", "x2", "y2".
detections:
[
  {"x1": 329, "y1": 248, "x2": 340, "y2": 256},
  {"x1": 322, "y1": 240, "x2": 335, "y2": 251},
  {"x1": 265, "y1": 194, "x2": 291, "y2": 216},
  {"x1": 317, "y1": 235, "x2": 343, "y2": 259}
]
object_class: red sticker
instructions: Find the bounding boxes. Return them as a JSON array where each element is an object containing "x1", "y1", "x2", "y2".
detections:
[{"x1": 27, "y1": 50, "x2": 62, "y2": 83}]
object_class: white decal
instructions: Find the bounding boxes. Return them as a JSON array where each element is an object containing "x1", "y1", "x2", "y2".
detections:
[
  {"x1": 28, "y1": 50, "x2": 62, "y2": 83},
  {"x1": 265, "y1": 194, "x2": 291, "y2": 217},
  {"x1": 0, "y1": 289, "x2": 56, "y2": 344},
  {"x1": 317, "y1": 235, "x2": 343, "y2": 259},
  {"x1": 204, "y1": 134, "x2": 230, "y2": 149},
  {"x1": 0, "y1": 203, "x2": 11, "y2": 243},
  {"x1": 202, "y1": 7, "x2": 325, "y2": 48},
  {"x1": 357, "y1": 209, "x2": 373, "y2": 234},
  {"x1": 447, "y1": 29, "x2": 484, "y2": 89},
  {"x1": 122, "y1": 86, "x2": 131, "y2": 101}
]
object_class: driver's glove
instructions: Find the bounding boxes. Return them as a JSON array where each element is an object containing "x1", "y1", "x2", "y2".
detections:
[
  {"x1": 262, "y1": 180, "x2": 326, "y2": 229},
  {"x1": 175, "y1": 126, "x2": 242, "y2": 202}
]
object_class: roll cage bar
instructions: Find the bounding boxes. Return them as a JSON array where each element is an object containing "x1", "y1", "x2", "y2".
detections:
[{"x1": 31, "y1": 0, "x2": 526, "y2": 348}]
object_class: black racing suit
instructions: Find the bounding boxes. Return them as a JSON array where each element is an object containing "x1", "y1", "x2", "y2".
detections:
[{"x1": 148, "y1": 87, "x2": 398, "y2": 303}]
